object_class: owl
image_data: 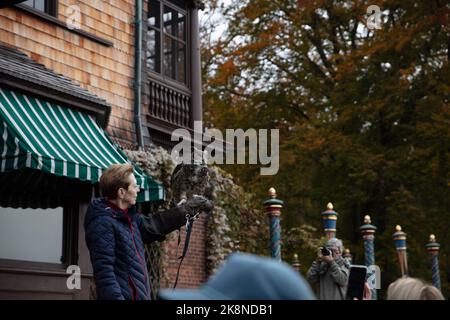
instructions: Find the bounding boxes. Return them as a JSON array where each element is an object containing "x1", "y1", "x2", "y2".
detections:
[{"x1": 170, "y1": 155, "x2": 210, "y2": 207}]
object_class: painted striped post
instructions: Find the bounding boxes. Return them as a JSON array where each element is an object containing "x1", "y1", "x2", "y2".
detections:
[
  {"x1": 360, "y1": 215, "x2": 377, "y2": 299},
  {"x1": 322, "y1": 202, "x2": 338, "y2": 240},
  {"x1": 425, "y1": 234, "x2": 441, "y2": 290},
  {"x1": 264, "y1": 187, "x2": 284, "y2": 261},
  {"x1": 393, "y1": 225, "x2": 408, "y2": 276}
]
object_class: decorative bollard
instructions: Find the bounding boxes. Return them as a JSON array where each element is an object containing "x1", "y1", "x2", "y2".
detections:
[
  {"x1": 425, "y1": 234, "x2": 441, "y2": 290},
  {"x1": 292, "y1": 253, "x2": 301, "y2": 273},
  {"x1": 393, "y1": 225, "x2": 408, "y2": 276},
  {"x1": 360, "y1": 215, "x2": 377, "y2": 299},
  {"x1": 322, "y1": 202, "x2": 338, "y2": 240},
  {"x1": 264, "y1": 187, "x2": 284, "y2": 261}
]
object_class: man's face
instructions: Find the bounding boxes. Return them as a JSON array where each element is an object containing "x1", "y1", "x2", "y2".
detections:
[
  {"x1": 330, "y1": 245, "x2": 340, "y2": 257},
  {"x1": 121, "y1": 174, "x2": 139, "y2": 207}
]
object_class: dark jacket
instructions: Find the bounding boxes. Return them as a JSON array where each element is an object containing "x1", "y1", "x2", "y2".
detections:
[{"x1": 84, "y1": 197, "x2": 186, "y2": 300}]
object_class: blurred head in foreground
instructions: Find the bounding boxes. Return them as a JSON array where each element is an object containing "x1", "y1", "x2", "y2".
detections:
[
  {"x1": 158, "y1": 253, "x2": 316, "y2": 300},
  {"x1": 387, "y1": 277, "x2": 444, "y2": 300}
]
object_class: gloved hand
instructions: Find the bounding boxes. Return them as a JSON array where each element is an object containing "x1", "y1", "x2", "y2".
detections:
[{"x1": 181, "y1": 195, "x2": 214, "y2": 218}]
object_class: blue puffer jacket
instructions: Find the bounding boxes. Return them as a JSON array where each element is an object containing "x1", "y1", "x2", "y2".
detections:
[{"x1": 84, "y1": 198, "x2": 187, "y2": 300}]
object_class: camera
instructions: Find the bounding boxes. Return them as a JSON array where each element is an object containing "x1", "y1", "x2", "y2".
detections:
[{"x1": 321, "y1": 246, "x2": 332, "y2": 256}]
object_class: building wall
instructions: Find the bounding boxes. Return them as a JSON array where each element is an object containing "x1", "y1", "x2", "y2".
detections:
[
  {"x1": 0, "y1": 0, "x2": 208, "y2": 293},
  {"x1": 0, "y1": 0, "x2": 136, "y2": 145}
]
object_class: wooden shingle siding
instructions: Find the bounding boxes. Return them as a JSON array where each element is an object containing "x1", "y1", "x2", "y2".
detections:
[{"x1": 0, "y1": 0, "x2": 137, "y2": 145}]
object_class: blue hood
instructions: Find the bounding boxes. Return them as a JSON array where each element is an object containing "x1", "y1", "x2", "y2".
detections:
[{"x1": 158, "y1": 253, "x2": 316, "y2": 300}]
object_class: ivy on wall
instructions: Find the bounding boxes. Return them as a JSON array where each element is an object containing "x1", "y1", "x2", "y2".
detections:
[{"x1": 205, "y1": 166, "x2": 270, "y2": 275}]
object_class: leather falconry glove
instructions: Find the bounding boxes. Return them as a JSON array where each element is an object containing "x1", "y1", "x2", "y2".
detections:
[{"x1": 181, "y1": 195, "x2": 214, "y2": 218}]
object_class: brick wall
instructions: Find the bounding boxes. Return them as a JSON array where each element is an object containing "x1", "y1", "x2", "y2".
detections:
[{"x1": 162, "y1": 214, "x2": 207, "y2": 288}]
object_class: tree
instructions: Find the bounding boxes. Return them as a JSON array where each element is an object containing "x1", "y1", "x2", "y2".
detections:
[{"x1": 201, "y1": 0, "x2": 450, "y2": 298}]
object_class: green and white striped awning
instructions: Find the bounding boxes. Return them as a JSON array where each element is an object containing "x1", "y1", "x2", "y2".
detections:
[{"x1": 0, "y1": 87, "x2": 164, "y2": 202}]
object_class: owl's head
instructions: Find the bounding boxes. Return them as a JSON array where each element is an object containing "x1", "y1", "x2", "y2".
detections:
[
  {"x1": 171, "y1": 163, "x2": 209, "y2": 187},
  {"x1": 171, "y1": 146, "x2": 210, "y2": 203}
]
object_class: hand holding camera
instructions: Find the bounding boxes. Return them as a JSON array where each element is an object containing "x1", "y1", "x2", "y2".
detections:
[
  {"x1": 321, "y1": 246, "x2": 332, "y2": 256},
  {"x1": 318, "y1": 246, "x2": 334, "y2": 263}
]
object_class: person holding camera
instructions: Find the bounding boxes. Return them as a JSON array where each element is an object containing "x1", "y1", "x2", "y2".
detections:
[
  {"x1": 84, "y1": 163, "x2": 213, "y2": 300},
  {"x1": 306, "y1": 238, "x2": 350, "y2": 300}
]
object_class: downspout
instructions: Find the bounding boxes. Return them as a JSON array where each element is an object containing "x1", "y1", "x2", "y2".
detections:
[
  {"x1": 134, "y1": 0, "x2": 144, "y2": 149},
  {"x1": 190, "y1": 1, "x2": 204, "y2": 126},
  {"x1": 190, "y1": 1, "x2": 204, "y2": 158}
]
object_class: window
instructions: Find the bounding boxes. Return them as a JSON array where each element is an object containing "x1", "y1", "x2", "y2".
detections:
[
  {"x1": 0, "y1": 206, "x2": 64, "y2": 264},
  {"x1": 22, "y1": 0, "x2": 57, "y2": 16},
  {"x1": 147, "y1": 0, "x2": 187, "y2": 84}
]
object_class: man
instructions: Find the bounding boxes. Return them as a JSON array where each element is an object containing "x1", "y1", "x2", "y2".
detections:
[
  {"x1": 306, "y1": 238, "x2": 350, "y2": 300},
  {"x1": 84, "y1": 163, "x2": 213, "y2": 300}
]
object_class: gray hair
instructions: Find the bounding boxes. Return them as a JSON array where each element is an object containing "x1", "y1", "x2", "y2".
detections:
[
  {"x1": 387, "y1": 277, "x2": 445, "y2": 300},
  {"x1": 326, "y1": 238, "x2": 343, "y2": 253}
]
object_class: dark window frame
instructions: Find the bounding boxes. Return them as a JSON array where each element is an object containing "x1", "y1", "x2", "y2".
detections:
[
  {"x1": 147, "y1": 0, "x2": 190, "y2": 88},
  {"x1": 14, "y1": 2, "x2": 113, "y2": 47},
  {"x1": 0, "y1": 201, "x2": 79, "y2": 273},
  {"x1": 21, "y1": 0, "x2": 58, "y2": 17}
]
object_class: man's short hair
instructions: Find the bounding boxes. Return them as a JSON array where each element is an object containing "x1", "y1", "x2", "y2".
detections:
[
  {"x1": 100, "y1": 163, "x2": 134, "y2": 200},
  {"x1": 326, "y1": 238, "x2": 343, "y2": 253}
]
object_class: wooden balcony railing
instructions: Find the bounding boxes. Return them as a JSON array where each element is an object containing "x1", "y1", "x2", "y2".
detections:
[{"x1": 147, "y1": 80, "x2": 191, "y2": 129}]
